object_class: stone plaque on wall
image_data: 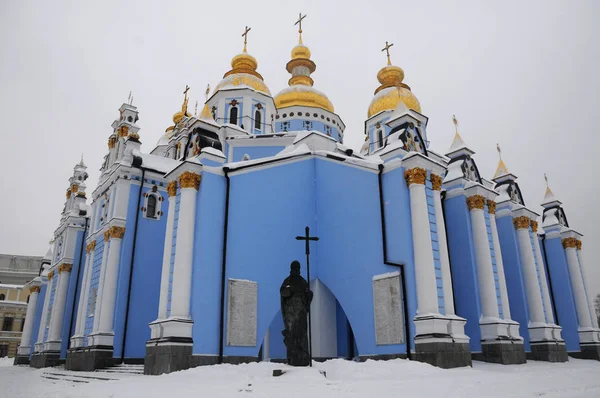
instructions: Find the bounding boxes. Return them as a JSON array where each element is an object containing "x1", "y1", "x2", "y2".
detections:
[
  {"x1": 373, "y1": 272, "x2": 404, "y2": 345},
  {"x1": 226, "y1": 279, "x2": 258, "y2": 347}
]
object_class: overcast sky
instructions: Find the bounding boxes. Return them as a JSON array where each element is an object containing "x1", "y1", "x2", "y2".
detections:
[{"x1": 1, "y1": 1, "x2": 599, "y2": 299}]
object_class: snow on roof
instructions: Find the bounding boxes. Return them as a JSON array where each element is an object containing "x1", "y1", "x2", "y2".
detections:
[
  {"x1": 495, "y1": 184, "x2": 511, "y2": 203},
  {"x1": 200, "y1": 146, "x2": 225, "y2": 158},
  {"x1": 443, "y1": 160, "x2": 464, "y2": 183},
  {"x1": 448, "y1": 132, "x2": 467, "y2": 152},
  {"x1": 372, "y1": 271, "x2": 400, "y2": 281},
  {"x1": 137, "y1": 152, "x2": 180, "y2": 174},
  {"x1": 0, "y1": 283, "x2": 24, "y2": 289},
  {"x1": 542, "y1": 185, "x2": 560, "y2": 205}
]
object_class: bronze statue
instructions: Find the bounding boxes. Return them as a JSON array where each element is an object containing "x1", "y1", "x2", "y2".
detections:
[{"x1": 280, "y1": 260, "x2": 313, "y2": 366}]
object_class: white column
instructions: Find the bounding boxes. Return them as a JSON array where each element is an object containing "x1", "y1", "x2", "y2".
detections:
[
  {"x1": 514, "y1": 217, "x2": 546, "y2": 325},
  {"x1": 405, "y1": 168, "x2": 439, "y2": 315},
  {"x1": 564, "y1": 239, "x2": 593, "y2": 329},
  {"x1": 158, "y1": 183, "x2": 178, "y2": 320},
  {"x1": 431, "y1": 176, "x2": 454, "y2": 315},
  {"x1": 71, "y1": 242, "x2": 94, "y2": 347},
  {"x1": 467, "y1": 195, "x2": 499, "y2": 320},
  {"x1": 170, "y1": 172, "x2": 200, "y2": 319},
  {"x1": 96, "y1": 226, "x2": 125, "y2": 344},
  {"x1": 35, "y1": 276, "x2": 52, "y2": 351},
  {"x1": 531, "y1": 222, "x2": 555, "y2": 324},
  {"x1": 577, "y1": 243, "x2": 600, "y2": 329},
  {"x1": 17, "y1": 284, "x2": 40, "y2": 356},
  {"x1": 92, "y1": 232, "x2": 111, "y2": 332},
  {"x1": 487, "y1": 202, "x2": 512, "y2": 320},
  {"x1": 47, "y1": 264, "x2": 72, "y2": 350}
]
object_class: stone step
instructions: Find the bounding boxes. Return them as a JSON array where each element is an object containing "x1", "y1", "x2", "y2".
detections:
[{"x1": 41, "y1": 371, "x2": 120, "y2": 384}]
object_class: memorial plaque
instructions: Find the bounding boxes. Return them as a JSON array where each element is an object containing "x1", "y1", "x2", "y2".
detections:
[
  {"x1": 226, "y1": 279, "x2": 258, "y2": 346},
  {"x1": 373, "y1": 272, "x2": 404, "y2": 345}
]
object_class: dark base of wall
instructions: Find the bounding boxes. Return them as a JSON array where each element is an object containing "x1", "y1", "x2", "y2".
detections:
[
  {"x1": 358, "y1": 353, "x2": 408, "y2": 362},
  {"x1": 13, "y1": 355, "x2": 30, "y2": 365},
  {"x1": 474, "y1": 341, "x2": 526, "y2": 365},
  {"x1": 30, "y1": 351, "x2": 62, "y2": 368},
  {"x1": 529, "y1": 342, "x2": 568, "y2": 362},
  {"x1": 65, "y1": 347, "x2": 116, "y2": 371},
  {"x1": 144, "y1": 343, "x2": 194, "y2": 375},
  {"x1": 414, "y1": 341, "x2": 472, "y2": 369},
  {"x1": 570, "y1": 344, "x2": 600, "y2": 361}
]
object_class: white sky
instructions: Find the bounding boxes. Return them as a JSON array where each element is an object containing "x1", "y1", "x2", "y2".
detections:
[{"x1": 1, "y1": 1, "x2": 598, "y2": 299}]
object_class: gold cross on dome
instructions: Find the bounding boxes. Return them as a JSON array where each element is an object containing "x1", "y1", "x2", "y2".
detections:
[
  {"x1": 242, "y1": 26, "x2": 251, "y2": 52},
  {"x1": 295, "y1": 13, "x2": 307, "y2": 33},
  {"x1": 382, "y1": 41, "x2": 394, "y2": 65},
  {"x1": 544, "y1": 173, "x2": 549, "y2": 187},
  {"x1": 205, "y1": 84, "x2": 211, "y2": 101},
  {"x1": 496, "y1": 143, "x2": 502, "y2": 160},
  {"x1": 452, "y1": 114, "x2": 459, "y2": 133},
  {"x1": 183, "y1": 85, "x2": 190, "y2": 100}
]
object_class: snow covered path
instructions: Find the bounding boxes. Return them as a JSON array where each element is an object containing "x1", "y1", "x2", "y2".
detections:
[{"x1": 2, "y1": 357, "x2": 600, "y2": 398}]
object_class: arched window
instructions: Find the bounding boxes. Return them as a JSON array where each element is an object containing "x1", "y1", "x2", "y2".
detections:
[
  {"x1": 146, "y1": 195, "x2": 157, "y2": 218},
  {"x1": 254, "y1": 110, "x2": 261, "y2": 130},
  {"x1": 229, "y1": 107, "x2": 238, "y2": 125},
  {"x1": 377, "y1": 130, "x2": 383, "y2": 148},
  {"x1": 0, "y1": 294, "x2": 4, "y2": 300}
]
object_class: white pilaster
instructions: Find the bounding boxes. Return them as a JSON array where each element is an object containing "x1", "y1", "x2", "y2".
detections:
[
  {"x1": 487, "y1": 203, "x2": 512, "y2": 320},
  {"x1": 16, "y1": 281, "x2": 41, "y2": 356},
  {"x1": 92, "y1": 226, "x2": 125, "y2": 347},
  {"x1": 92, "y1": 232, "x2": 111, "y2": 333},
  {"x1": 562, "y1": 236, "x2": 598, "y2": 343},
  {"x1": 531, "y1": 223, "x2": 555, "y2": 325},
  {"x1": 46, "y1": 264, "x2": 72, "y2": 351},
  {"x1": 151, "y1": 182, "x2": 178, "y2": 340},
  {"x1": 163, "y1": 171, "x2": 200, "y2": 339},
  {"x1": 35, "y1": 277, "x2": 51, "y2": 352},
  {"x1": 71, "y1": 241, "x2": 95, "y2": 347}
]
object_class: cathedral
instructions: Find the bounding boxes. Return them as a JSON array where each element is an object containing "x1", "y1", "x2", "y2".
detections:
[{"x1": 14, "y1": 19, "x2": 600, "y2": 374}]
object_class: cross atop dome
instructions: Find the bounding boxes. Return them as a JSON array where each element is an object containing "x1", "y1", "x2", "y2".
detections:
[
  {"x1": 295, "y1": 13, "x2": 306, "y2": 44},
  {"x1": 242, "y1": 26, "x2": 251, "y2": 52},
  {"x1": 541, "y1": 173, "x2": 561, "y2": 207},
  {"x1": 445, "y1": 114, "x2": 473, "y2": 159},
  {"x1": 493, "y1": 143, "x2": 510, "y2": 179},
  {"x1": 382, "y1": 41, "x2": 394, "y2": 66}
]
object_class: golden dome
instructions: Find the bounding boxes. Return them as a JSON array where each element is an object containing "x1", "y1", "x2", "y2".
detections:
[
  {"x1": 291, "y1": 44, "x2": 311, "y2": 60},
  {"x1": 368, "y1": 60, "x2": 421, "y2": 117},
  {"x1": 214, "y1": 43, "x2": 271, "y2": 96},
  {"x1": 275, "y1": 85, "x2": 334, "y2": 113}
]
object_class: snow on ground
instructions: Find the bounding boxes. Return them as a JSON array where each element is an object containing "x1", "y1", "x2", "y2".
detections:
[{"x1": 2, "y1": 358, "x2": 600, "y2": 398}]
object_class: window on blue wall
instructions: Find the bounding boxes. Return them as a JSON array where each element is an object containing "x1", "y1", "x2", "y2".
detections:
[
  {"x1": 146, "y1": 195, "x2": 157, "y2": 219},
  {"x1": 254, "y1": 110, "x2": 261, "y2": 130},
  {"x1": 229, "y1": 107, "x2": 238, "y2": 125},
  {"x1": 377, "y1": 130, "x2": 383, "y2": 148}
]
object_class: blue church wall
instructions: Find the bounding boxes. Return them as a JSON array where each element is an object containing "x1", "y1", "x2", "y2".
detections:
[
  {"x1": 543, "y1": 237, "x2": 580, "y2": 352},
  {"x1": 113, "y1": 182, "x2": 168, "y2": 359},
  {"x1": 29, "y1": 282, "x2": 47, "y2": 358},
  {"x1": 444, "y1": 194, "x2": 482, "y2": 352},
  {"x1": 380, "y1": 166, "x2": 416, "y2": 352},
  {"x1": 496, "y1": 216, "x2": 531, "y2": 351},
  {"x1": 190, "y1": 171, "x2": 227, "y2": 356},
  {"x1": 200, "y1": 158, "x2": 223, "y2": 167},
  {"x1": 315, "y1": 159, "x2": 409, "y2": 357},
  {"x1": 222, "y1": 158, "x2": 316, "y2": 358},
  {"x1": 336, "y1": 300, "x2": 351, "y2": 358},
  {"x1": 231, "y1": 146, "x2": 285, "y2": 162},
  {"x1": 43, "y1": 275, "x2": 58, "y2": 342},
  {"x1": 267, "y1": 311, "x2": 286, "y2": 359},
  {"x1": 60, "y1": 229, "x2": 87, "y2": 359},
  {"x1": 484, "y1": 210, "x2": 504, "y2": 319},
  {"x1": 84, "y1": 237, "x2": 105, "y2": 344}
]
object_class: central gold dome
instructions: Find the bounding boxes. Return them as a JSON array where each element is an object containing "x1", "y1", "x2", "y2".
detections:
[{"x1": 214, "y1": 47, "x2": 271, "y2": 96}]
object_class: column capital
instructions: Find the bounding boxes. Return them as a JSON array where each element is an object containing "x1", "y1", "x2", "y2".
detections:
[
  {"x1": 108, "y1": 136, "x2": 116, "y2": 149},
  {"x1": 466, "y1": 194, "x2": 486, "y2": 211},
  {"x1": 561, "y1": 237, "x2": 578, "y2": 249},
  {"x1": 513, "y1": 216, "x2": 530, "y2": 230},
  {"x1": 103, "y1": 229, "x2": 111, "y2": 241},
  {"x1": 66, "y1": 188, "x2": 71, "y2": 199},
  {"x1": 431, "y1": 174, "x2": 443, "y2": 191},
  {"x1": 530, "y1": 220, "x2": 538, "y2": 233},
  {"x1": 109, "y1": 226, "x2": 126, "y2": 240},
  {"x1": 404, "y1": 167, "x2": 427, "y2": 186},
  {"x1": 486, "y1": 199, "x2": 496, "y2": 214},
  {"x1": 58, "y1": 263, "x2": 73, "y2": 273},
  {"x1": 86, "y1": 241, "x2": 96, "y2": 253},
  {"x1": 30, "y1": 286, "x2": 41, "y2": 294},
  {"x1": 576, "y1": 239, "x2": 582, "y2": 250},
  {"x1": 178, "y1": 171, "x2": 201, "y2": 190},
  {"x1": 48, "y1": 270, "x2": 55, "y2": 280},
  {"x1": 166, "y1": 181, "x2": 178, "y2": 197}
]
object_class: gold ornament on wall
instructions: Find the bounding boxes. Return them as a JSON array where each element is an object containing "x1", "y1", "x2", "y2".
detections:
[
  {"x1": 562, "y1": 237, "x2": 578, "y2": 249},
  {"x1": 86, "y1": 241, "x2": 96, "y2": 253},
  {"x1": 530, "y1": 220, "x2": 538, "y2": 233},
  {"x1": 47, "y1": 270, "x2": 55, "y2": 280},
  {"x1": 178, "y1": 171, "x2": 201, "y2": 190},
  {"x1": 466, "y1": 195, "x2": 486, "y2": 211},
  {"x1": 58, "y1": 263, "x2": 73, "y2": 273},
  {"x1": 109, "y1": 226, "x2": 126, "y2": 239},
  {"x1": 66, "y1": 189, "x2": 71, "y2": 199},
  {"x1": 513, "y1": 216, "x2": 530, "y2": 230},
  {"x1": 118, "y1": 126, "x2": 129, "y2": 137},
  {"x1": 166, "y1": 181, "x2": 178, "y2": 197},
  {"x1": 30, "y1": 286, "x2": 41, "y2": 294},
  {"x1": 104, "y1": 230, "x2": 111, "y2": 241},
  {"x1": 486, "y1": 200, "x2": 496, "y2": 215},
  {"x1": 108, "y1": 137, "x2": 116, "y2": 149},
  {"x1": 404, "y1": 167, "x2": 427, "y2": 186},
  {"x1": 576, "y1": 240, "x2": 582, "y2": 250},
  {"x1": 431, "y1": 174, "x2": 443, "y2": 191}
]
